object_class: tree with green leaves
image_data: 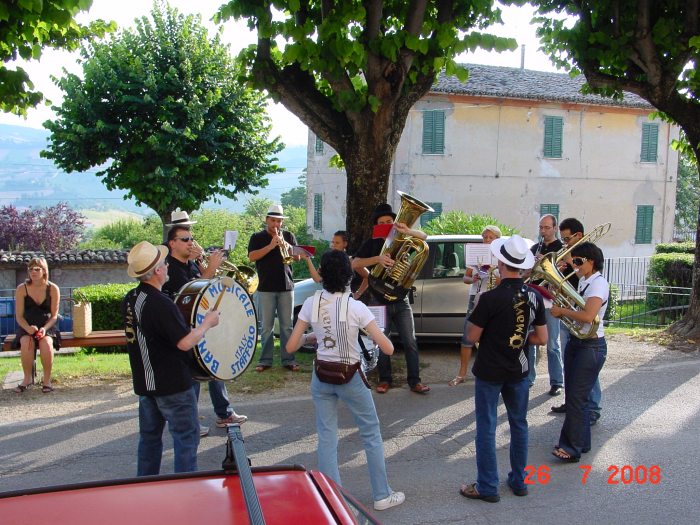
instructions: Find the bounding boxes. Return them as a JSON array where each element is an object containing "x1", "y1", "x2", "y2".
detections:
[
  {"x1": 0, "y1": 0, "x2": 114, "y2": 115},
  {"x1": 422, "y1": 211, "x2": 519, "y2": 236},
  {"x1": 281, "y1": 173, "x2": 307, "y2": 209},
  {"x1": 532, "y1": 1, "x2": 700, "y2": 337},
  {"x1": 42, "y1": 1, "x2": 283, "y2": 237},
  {"x1": 675, "y1": 153, "x2": 700, "y2": 234},
  {"x1": 215, "y1": 0, "x2": 516, "y2": 250}
]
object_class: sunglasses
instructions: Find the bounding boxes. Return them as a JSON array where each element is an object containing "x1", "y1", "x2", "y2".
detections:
[
  {"x1": 571, "y1": 257, "x2": 588, "y2": 266},
  {"x1": 176, "y1": 236, "x2": 193, "y2": 242},
  {"x1": 29, "y1": 267, "x2": 43, "y2": 272}
]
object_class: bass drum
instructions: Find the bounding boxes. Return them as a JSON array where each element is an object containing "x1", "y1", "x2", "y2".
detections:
[{"x1": 174, "y1": 278, "x2": 258, "y2": 381}]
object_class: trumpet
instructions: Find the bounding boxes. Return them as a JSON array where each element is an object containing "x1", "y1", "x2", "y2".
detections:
[
  {"x1": 275, "y1": 228, "x2": 295, "y2": 265},
  {"x1": 193, "y1": 240, "x2": 259, "y2": 294}
]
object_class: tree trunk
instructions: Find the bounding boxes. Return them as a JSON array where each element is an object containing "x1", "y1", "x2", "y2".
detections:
[
  {"x1": 159, "y1": 209, "x2": 173, "y2": 244},
  {"x1": 669, "y1": 136, "x2": 700, "y2": 339},
  {"x1": 344, "y1": 143, "x2": 395, "y2": 253}
]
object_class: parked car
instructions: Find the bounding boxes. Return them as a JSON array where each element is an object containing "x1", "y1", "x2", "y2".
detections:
[
  {"x1": 292, "y1": 235, "x2": 485, "y2": 341},
  {"x1": 0, "y1": 425, "x2": 381, "y2": 525}
]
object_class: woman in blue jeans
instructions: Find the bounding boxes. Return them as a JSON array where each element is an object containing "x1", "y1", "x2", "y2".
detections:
[
  {"x1": 550, "y1": 242, "x2": 609, "y2": 462},
  {"x1": 287, "y1": 250, "x2": 405, "y2": 511}
]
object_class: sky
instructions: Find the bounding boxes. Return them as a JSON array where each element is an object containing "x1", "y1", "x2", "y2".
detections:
[{"x1": 0, "y1": 1, "x2": 558, "y2": 147}]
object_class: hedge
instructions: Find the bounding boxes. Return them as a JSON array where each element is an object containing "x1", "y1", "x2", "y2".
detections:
[
  {"x1": 655, "y1": 242, "x2": 695, "y2": 254},
  {"x1": 648, "y1": 253, "x2": 694, "y2": 287},
  {"x1": 75, "y1": 283, "x2": 137, "y2": 331}
]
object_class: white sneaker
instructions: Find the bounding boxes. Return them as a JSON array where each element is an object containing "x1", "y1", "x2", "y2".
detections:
[
  {"x1": 199, "y1": 425, "x2": 210, "y2": 437},
  {"x1": 374, "y1": 491, "x2": 405, "y2": 511},
  {"x1": 216, "y1": 413, "x2": 248, "y2": 427}
]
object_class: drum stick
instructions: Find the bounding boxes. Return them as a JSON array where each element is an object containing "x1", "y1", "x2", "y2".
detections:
[{"x1": 212, "y1": 276, "x2": 234, "y2": 311}]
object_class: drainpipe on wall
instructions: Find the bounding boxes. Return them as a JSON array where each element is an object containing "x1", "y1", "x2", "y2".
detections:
[{"x1": 521, "y1": 45, "x2": 525, "y2": 69}]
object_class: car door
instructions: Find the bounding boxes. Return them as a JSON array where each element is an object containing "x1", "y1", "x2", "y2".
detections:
[{"x1": 415, "y1": 240, "x2": 469, "y2": 337}]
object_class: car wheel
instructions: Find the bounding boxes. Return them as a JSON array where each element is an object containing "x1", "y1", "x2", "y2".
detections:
[{"x1": 293, "y1": 306, "x2": 317, "y2": 353}]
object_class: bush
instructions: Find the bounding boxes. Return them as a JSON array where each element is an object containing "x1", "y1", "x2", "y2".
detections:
[
  {"x1": 604, "y1": 284, "x2": 619, "y2": 322},
  {"x1": 648, "y1": 253, "x2": 694, "y2": 287},
  {"x1": 423, "y1": 211, "x2": 519, "y2": 236},
  {"x1": 654, "y1": 242, "x2": 694, "y2": 254},
  {"x1": 80, "y1": 216, "x2": 161, "y2": 249},
  {"x1": 75, "y1": 283, "x2": 137, "y2": 331}
]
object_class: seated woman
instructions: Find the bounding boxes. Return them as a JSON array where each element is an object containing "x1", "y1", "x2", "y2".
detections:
[
  {"x1": 14, "y1": 257, "x2": 61, "y2": 393},
  {"x1": 287, "y1": 250, "x2": 404, "y2": 511},
  {"x1": 549, "y1": 242, "x2": 609, "y2": 462}
]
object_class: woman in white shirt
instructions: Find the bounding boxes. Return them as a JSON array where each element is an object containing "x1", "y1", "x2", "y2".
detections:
[
  {"x1": 287, "y1": 250, "x2": 405, "y2": 511},
  {"x1": 549, "y1": 242, "x2": 609, "y2": 462}
]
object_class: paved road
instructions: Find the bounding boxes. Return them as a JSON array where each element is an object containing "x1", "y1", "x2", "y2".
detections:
[{"x1": 1, "y1": 346, "x2": 699, "y2": 524}]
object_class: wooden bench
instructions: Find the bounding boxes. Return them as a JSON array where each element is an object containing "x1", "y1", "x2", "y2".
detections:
[{"x1": 2, "y1": 330, "x2": 127, "y2": 352}]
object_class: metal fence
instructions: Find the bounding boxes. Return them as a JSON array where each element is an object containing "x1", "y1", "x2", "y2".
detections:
[
  {"x1": 604, "y1": 283, "x2": 691, "y2": 328},
  {"x1": 672, "y1": 228, "x2": 697, "y2": 242}
]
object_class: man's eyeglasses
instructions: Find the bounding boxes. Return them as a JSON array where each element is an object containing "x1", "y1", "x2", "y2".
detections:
[
  {"x1": 176, "y1": 236, "x2": 193, "y2": 242},
  {"x1": 571, "y1": 257, "x2": 588, "y2": 266}
]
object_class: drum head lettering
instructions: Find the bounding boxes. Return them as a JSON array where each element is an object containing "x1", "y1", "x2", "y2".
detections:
[{"x1": 189, "y1": 278, "x2": 258, "y2": 380}]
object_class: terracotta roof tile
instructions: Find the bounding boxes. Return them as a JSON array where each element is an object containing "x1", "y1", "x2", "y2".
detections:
[
  {"x1": 0, "y1": 250, "x2": 128, "y2": 267},
  {"x1": 432, "y1": 64, "x2": 651, "y2": 109}
]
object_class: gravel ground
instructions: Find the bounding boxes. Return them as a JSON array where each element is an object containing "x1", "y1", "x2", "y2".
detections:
[{"x1": 1, "y1": 333, "x2": 697, "y2": 423}]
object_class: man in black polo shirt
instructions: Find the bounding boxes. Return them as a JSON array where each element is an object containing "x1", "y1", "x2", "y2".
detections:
[
  {"x1": 122, "y1": 241, "x2": 220, "y2": 476},
  {"x1": 459, "y1": 235, "x2": 547, "y2": 503},
  {"x1": 351, "y1": 203, "x2": 430, "y2": 394},
  {"x1": 162, "y1": 212, "x2": 248, "y2": 435},
  {"x1": 527, "y1": 214, "x2": 564, "y2": 395},
  {"x1": 248, "y1": 204, "x2": 301, "y2": 372}
]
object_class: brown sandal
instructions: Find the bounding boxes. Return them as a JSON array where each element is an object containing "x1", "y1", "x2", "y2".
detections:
[
  {"x1": 375, "y1": 382, "x2": 390, "y2": 394},
  {"x1": 552, "y1": 447, "x2": 580, "y2": 463},
  {"x1": 459, "y1": 483, "x2": 500, "y2": 503}
]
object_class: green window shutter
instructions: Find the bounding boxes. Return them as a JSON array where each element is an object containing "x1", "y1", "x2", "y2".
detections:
[
  {"x1": 313, "y1": 193, "x2": 322, "y2": 230},
  {"x1": 422, "y1": 110, "x2": 445, "y2": 154},
  {"x1": 543, "y1": 116, "x2": 563, "y2": 158},
  {"x1": 635, "y1": 205, "x2": 653, "y2": 244},
  {"x1": 539, "y1": 204, "x2": 559, "y2": 224},
  {"x1": 420, "y1": 202, "x2": 443, "y2": 226},
  {"x1": 640, "y1": 123, "x2": 658, "y2": 162},
  {"x1": 315, "y1": 136, "x2": 324, "y2": 154}
]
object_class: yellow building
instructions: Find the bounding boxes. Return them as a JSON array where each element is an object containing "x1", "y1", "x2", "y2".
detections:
[{"x1": 306, "y1": 64, "x2": 679, "y2": 258}]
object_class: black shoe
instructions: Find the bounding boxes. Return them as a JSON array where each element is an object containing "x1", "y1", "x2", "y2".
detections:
[
  {"x1": 548, "y1": 385, "x2": 563, "y2": 396},
  {"x1": 590, "y1": 415, "x2": 600, "y2": 426},
  {"x1": 551, "y1": 403, "x2": 566, "y2": 413},
  {"x1": 507, "y1": 479, "x2": 528, "y2": 497}
]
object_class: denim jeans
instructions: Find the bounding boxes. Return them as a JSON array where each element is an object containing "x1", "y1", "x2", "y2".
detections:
[
  {"x1": 377, "y1": 297, "x2": 421, "y2": 387},
  {"x1": 257, "y1": 290, "x2": 295, "y2": 366},
  {"x1": 192, "y1": 379, "x2": 232, "y2": 419},
  {"x1": 545, "y1": 310, "x2": 563, "y2": 386},
  {"x1": 527, "y1": 344, "x2": 537, "y2": 386},
  {"x1": 137, "y1": 388, "x2": 199, "y2": 476},
  {"x1": 561, "y1": 325, "x2": 602, "y2": 416},
  {"x1": 311, "y1": 370, "x2": 392, "y2": 501},
  {"x1": 557, "y1": 337, "x2": 607, "y2": 458},
  {"x1": 474, "y1": 377, "x2": 529, "y2": 497}
]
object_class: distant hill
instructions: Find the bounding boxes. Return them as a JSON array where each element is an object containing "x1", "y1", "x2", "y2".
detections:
[{"x1": 0, "y1": 124, "x2": 307, "y2": 216}]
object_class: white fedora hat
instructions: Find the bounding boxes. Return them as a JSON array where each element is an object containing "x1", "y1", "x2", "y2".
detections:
[
  {"x1": 490, "y1": 235, "x2": 535, "y2": 270},
  {"x1": 266, "y1": 203, "x2": 287, "y2": 219},
  {"x1": 127, "y1": 241, "x2": 169, "y2": 278},
  {"x1": 166, "y1": 208, "x2": 197, "y2": 227}
]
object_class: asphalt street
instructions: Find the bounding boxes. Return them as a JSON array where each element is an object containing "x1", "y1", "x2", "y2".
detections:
[{"x1": 1, "y1": 346, "x2": 699, "y2": 524}]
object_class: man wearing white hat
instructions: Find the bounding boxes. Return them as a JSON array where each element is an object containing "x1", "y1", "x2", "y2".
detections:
[
  {"x1": 459, "y1": 235, "x2": 548, "y2": 503},
  {"x1": 163, "y1": 209, "x2": 247, "y2": 435},
  {"x1": 248, "y1": 204, "x2": 302, "y2": 372},
  {"x1": 122, "y1": 241, "x2": 220, "y2": 476}
]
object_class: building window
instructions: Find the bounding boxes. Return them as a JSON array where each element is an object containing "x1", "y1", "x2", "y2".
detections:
[
  {"x1": 422, "y1": 110, "x2": 445, "y2": 154},
  {"x1": 315, "y1": 136, "x2": 324, "y2": 154},
  {"x1": 543, "y1": 116, "x2": 563, "y2": 158},
  {"x1": 640, "y1": 122, "x2": 659, "y2": 163},
  {"x1": 313, "y1": 193, "x2": 322, "y2": 230},
  {"x1": 539, "y1": 204, "x2": 559, "y2": 224},
  {"x1": 635, "y1": 205, "x2": 654, "y2": 244},
  {"x1": 420, "y1": 202, "x2": 442, "y2": 226}
]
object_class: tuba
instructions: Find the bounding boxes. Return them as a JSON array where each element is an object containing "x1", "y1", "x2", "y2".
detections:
[
  {"x1": 528, "y1": 222, "x2": 611, "y2": 339},
  {"x1": 193, "y1": 240, "x2": 259, "y2": 294},
  {"x1": 369, "y1": 191, "x2": 433, "y2": 302}
]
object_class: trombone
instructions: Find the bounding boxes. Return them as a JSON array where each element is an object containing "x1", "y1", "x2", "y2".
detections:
[{"x1": 193, "y1": 240, "x2": 259, "y2": 294}]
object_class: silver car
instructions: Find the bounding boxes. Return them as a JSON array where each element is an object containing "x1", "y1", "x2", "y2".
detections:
[{"x1": 292, "y1": 234, "x2": 484, "y2": 339}]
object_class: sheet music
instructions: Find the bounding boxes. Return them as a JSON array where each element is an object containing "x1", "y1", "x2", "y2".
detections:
[
  {"x1": 224, "y1": 230, "x2": 238, "y2": 250},
  {"x1": 368, "y1": 306, "x2": 387, "y2": 331},
  {"x1": 465, "y1": 243, "x2": 496, "y2": 267}
]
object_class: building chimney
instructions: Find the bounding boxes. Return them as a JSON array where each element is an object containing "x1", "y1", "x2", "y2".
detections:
[{"x1": 520, "y1": 44, "x2": 525, "y2": 69}]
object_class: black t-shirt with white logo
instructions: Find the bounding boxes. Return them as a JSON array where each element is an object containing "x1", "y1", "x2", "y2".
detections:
[
  {"x1": 122, "y1": 283, "x2": 192, "y2": 396},
  {"x1": 469, "y1": 278, "x2": 546, "y2": 382}
]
